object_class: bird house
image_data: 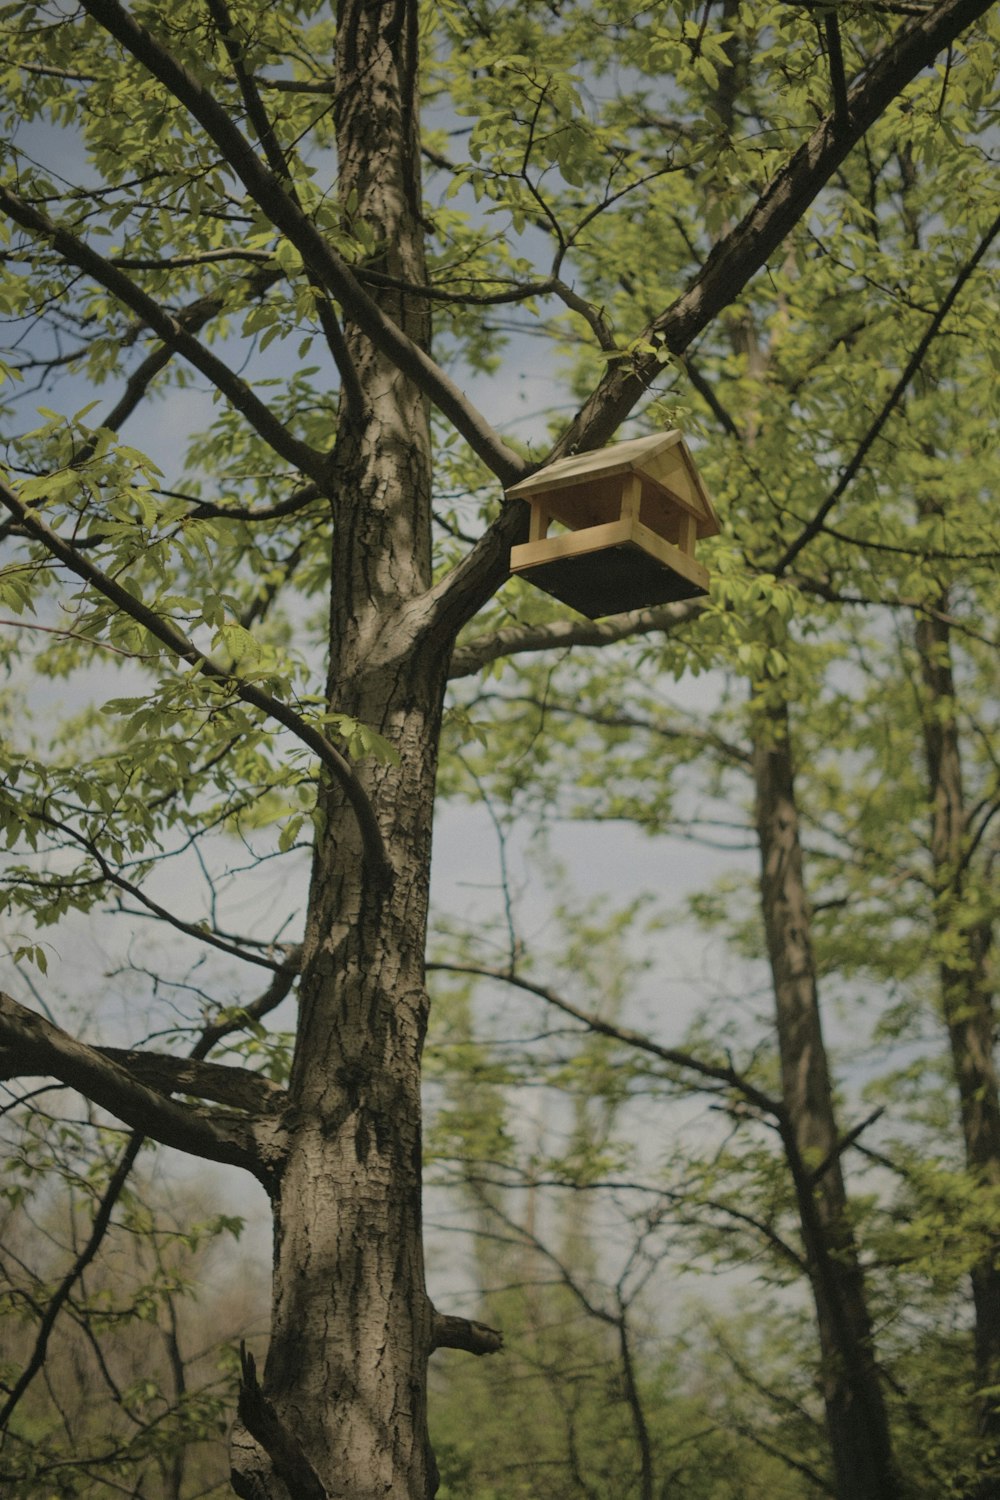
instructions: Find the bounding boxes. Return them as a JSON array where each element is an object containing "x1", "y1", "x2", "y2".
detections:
[{"x1": 507, "y1": 431, "x2": 720, "y2": 619}]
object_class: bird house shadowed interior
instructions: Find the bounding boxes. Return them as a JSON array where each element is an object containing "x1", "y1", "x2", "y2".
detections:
[{"x1": 507, "y1": 430, "x2": 720, "y2": 619}]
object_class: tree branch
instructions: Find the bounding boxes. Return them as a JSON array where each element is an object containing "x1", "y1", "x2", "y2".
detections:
[
  {"x1": 0, "y1": 1131, "x2": 145, "y2": 1431},
  {"x1": 189, "y1": 946, "x2": 301, "y2": 1062},
  {"x1": 773, "y1": 206, "x2": 1000, "y2": 574},
  {"x1": 823, "y1": 11, "x2": 851, "y2": 136},
  {"x1": 448, "y1": 597, "x2": 705, "y2": 680},
  {"x1": 203, "y1": 0, "x2": 365, "y2": 419},
  {"x1": 356, "y1": 265, "x2": 558, "y2": 306},
  {"x1": 426, "y1": 962, "x2": 782, "y2": 1117},
  {"x1": 17, "y1": 800, "x2": 293, "y2": 972},
  {"x1": 95, "y1": 1049, "x2": 286, "y2": 1114},
  {"x1": 809, "y1": 1106, "x2": 886, "y2": 1186},
  {"x1": 0, "y1": 991, "x2": 274, "y2": 1180},
  {"x1": 428, "y1": 0, "x2": 994, "y2": 626},
  {"x1": 430, "y1": 1311, "x2": 504, "y2": 1356},
  {"x1": 0, "y1": 186, "x2": 325, "y2": 486},
  {"x1": 557, "y1": 0, "x2": 994, "y2": 458},
  {"x1": 97, "y1": 266, "x2": 282, "y2": 440},
  {"x1": 470, "y1": 692, "x2": 753, "y2": 768},
  {"x1": 0, "y1": 956, "x2": 295, "y2": 1430}
]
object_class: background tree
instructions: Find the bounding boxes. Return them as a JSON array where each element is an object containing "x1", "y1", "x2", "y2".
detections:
[
  {"x1": 0, "y1": 1103, "x2": 260, "y2": 1497},
  {"x1": 0, "y1": 2, "x2": 997, "y2": 1498}
]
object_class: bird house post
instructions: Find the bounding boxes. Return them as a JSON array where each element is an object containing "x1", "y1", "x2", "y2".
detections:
[{"x1": 507, "y1": 431, "x2": 720, "y2": 619}]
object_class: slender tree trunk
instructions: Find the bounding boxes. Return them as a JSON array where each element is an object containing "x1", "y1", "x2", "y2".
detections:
[
  {"x1": 915, "y1": 601, "x2": 1000, "y2": 1494},
  {"x1": 231, "y1": 4, "x2": 449, "y2": 1494},
  {"x1": 752, "y1": 695, "x2": 902, "y2": 1500}
]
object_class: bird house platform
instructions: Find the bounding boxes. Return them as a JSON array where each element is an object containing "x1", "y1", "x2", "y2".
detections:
[{"x1": 507, "y1": 431, "x2": 719, "y2": 619}]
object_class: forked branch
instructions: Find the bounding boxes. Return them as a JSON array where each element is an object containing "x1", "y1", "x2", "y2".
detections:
[
  {"x1": 0, "y1": 186, "x2": 326, "y2": 487},
  {"x1": 0, "y1": 991, "x2": 275, "y2": 1179},
  {"x1": 427, "y1": 961, "x2": 782, "y2": 1118},
  {"x1": 76, "y1": 0, "x2": 525, "y2": 486}
]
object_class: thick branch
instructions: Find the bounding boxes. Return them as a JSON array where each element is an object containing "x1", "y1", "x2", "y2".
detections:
[
  {"x1": 96, "y1": 1049, "x2": 286, "y2": 1113},
  {"x1": 356, "y1": 265, "x2": 558, "y2": 306},
  {"x1": 0, "y1": 475, "x2": 392, "y2": 883},
  {"x1": 0, "y1": 991, "x2": 272, "y2": 1179},
  {"x1": 430, "y1": 1311, "x2": 504, "y2": 1356},
  {"x1": 824, "y1": 12, "x2": 851, "y2": 136}
]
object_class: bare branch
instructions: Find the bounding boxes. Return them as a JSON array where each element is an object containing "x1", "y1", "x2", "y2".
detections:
[
  {"x1": 0, "y1": 1133, "x2": 145, "y2": 1431},
  {"x1": 426, "y1": 962, "x2": 783, "y2": 1118},
  {"x1": 20, "y1": 800, "x2": 293, "y2": 971},
  {"x1": 0, "y1": 992, "x2": 274, "y2": 1179},
  {"x1": 189, "y1": 949, "x2": 301, "y2": 1061}
]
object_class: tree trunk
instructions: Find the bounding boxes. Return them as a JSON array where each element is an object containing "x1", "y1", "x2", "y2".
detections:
[
  {"x1": 232, "y1": 3, "x2": 447, "y2": 1494},
  {"x1": 915, "y1": 602, "x2": 1000, "y2": 1494},
  {"x1": 753, "y1": 695, "x2": 901, "y2": 1500}
]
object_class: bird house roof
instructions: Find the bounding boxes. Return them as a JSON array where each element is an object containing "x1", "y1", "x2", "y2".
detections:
[{"x1": 506, "y1": 430, "x2": 721, "y2": 539}]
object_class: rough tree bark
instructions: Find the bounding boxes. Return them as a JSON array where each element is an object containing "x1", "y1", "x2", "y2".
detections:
[
  {"x1": 231, "y1": 2, "x2": 449, "y2": 1494},
  {"x1": 753, "y1": 696, "x2": 902, "y2": 1500}
]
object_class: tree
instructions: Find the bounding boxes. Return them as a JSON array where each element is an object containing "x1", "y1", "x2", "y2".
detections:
[{"x1": 0, "y1": 3, "x2": 996, "y2": 1497}]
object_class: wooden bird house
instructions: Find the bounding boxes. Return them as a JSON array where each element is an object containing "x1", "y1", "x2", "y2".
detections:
[{"x1": 507, "y1": 431, "x2": 720, "y2": 619}]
